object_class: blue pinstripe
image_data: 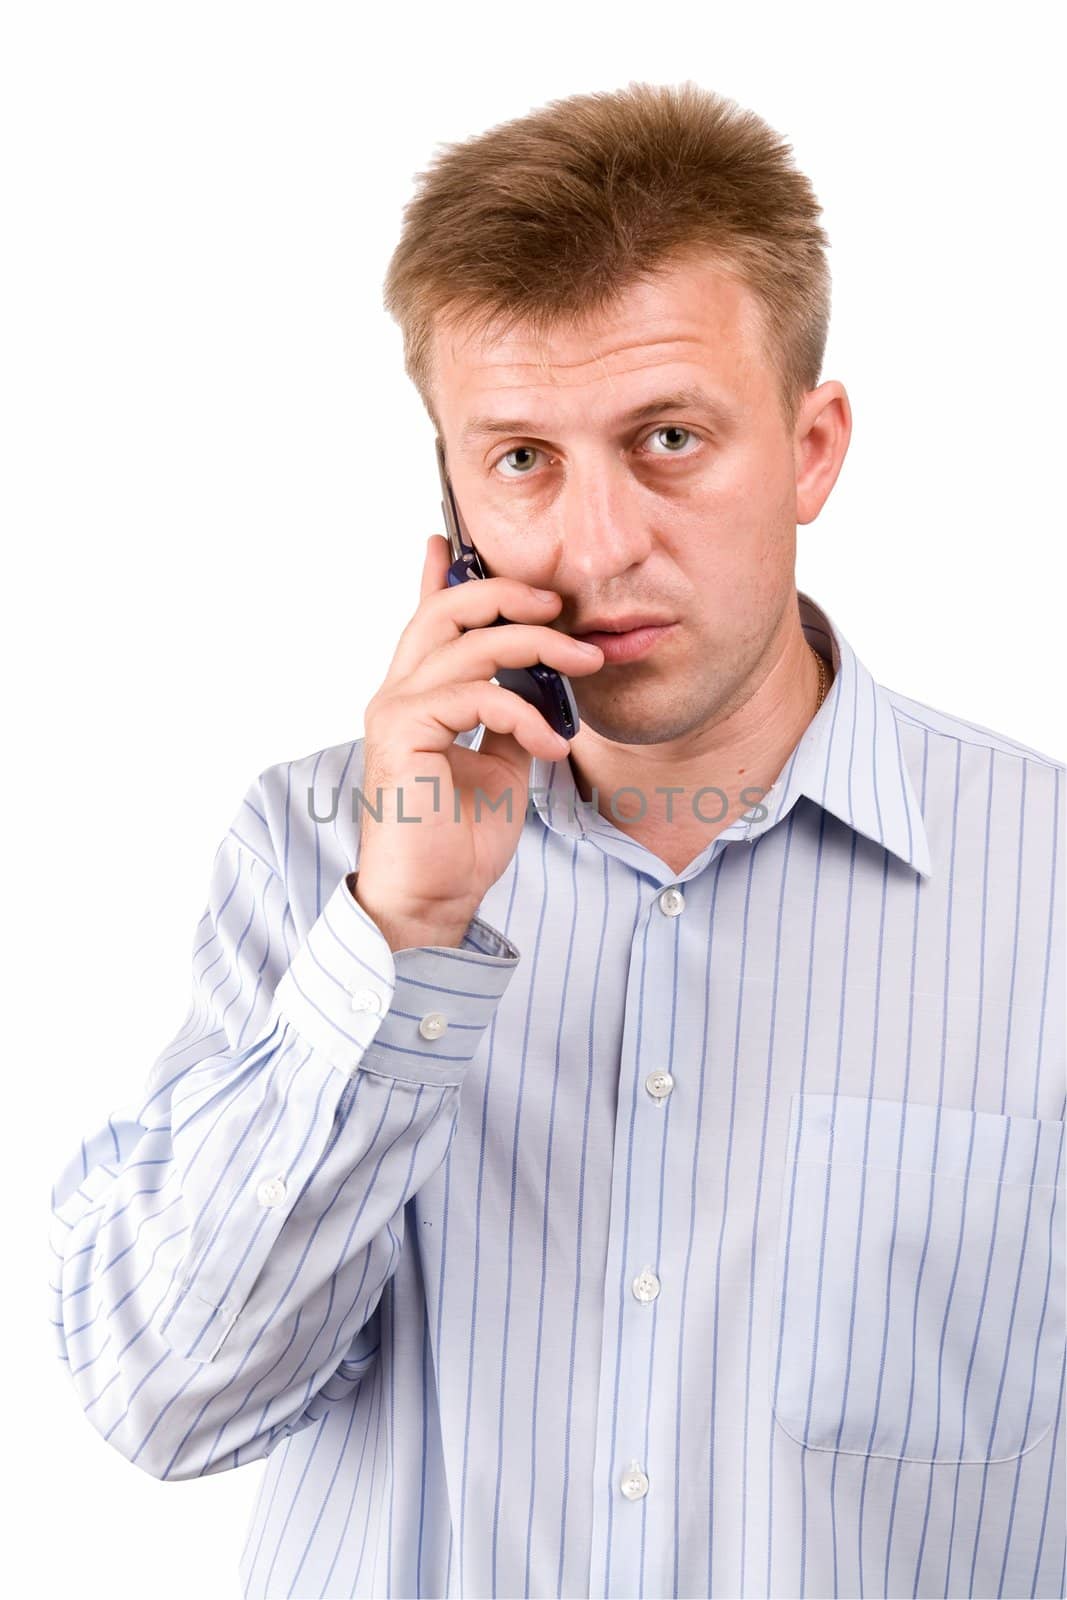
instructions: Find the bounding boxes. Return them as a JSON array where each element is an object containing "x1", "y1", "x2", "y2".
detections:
[{"x1": 50, "y1": 590, "x2": 1065, "y2": 1597}]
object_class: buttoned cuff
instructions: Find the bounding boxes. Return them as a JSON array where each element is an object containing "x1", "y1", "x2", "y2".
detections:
[{"x1": 270, "y1": 872, "x2": 520, "y2": 1088}]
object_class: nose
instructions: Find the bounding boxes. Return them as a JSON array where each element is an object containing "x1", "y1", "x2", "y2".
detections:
[{"x1": 547, "y1": 458, "x2": 654, "y2": 586}]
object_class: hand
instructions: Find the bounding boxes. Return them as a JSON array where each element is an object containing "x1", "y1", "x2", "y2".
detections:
[{"x1": 353, "y1": 535, "x2": 603, "y2": 946}]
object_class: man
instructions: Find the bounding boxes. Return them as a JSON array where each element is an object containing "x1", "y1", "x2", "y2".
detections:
[{"x1": 50, "y1": 82, "x2": 1065, "y2": 1599}]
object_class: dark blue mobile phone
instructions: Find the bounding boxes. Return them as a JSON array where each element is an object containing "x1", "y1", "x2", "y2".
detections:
[{"x1": 435, "y1": 435, "x2": 580, "y2": 741}]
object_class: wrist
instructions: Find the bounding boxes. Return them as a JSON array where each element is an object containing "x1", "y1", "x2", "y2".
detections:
[{"x1": 346, "y1": 872, "x2": 476, "y2": 953}]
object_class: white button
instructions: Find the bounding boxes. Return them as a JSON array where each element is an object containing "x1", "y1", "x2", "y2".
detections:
[
  {"x1": 658, "y1": 886, "x2": 685, "y2": 916},
  {"x1": 418, "y1": 1011, "x2": 448, "y2": 1040},
  {"x1": 620, "y1": 1459, "x2": 650, "y2": 1500},
  {"x1": 645, "y1": 1070, "x2": 674, "y2": 1101},
  {"x1": 632, "y1": 1266, "x2": 660, "y2": 1303},
  {"x1": 256, "y1": 1176, "x2": 287, "y2": 1207},
  {"x1": 349, "y1": 986, "x2": 383, "y2": 1014}
]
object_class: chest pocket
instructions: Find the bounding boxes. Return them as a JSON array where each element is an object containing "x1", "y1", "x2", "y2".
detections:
[{"x1": 769, "y1": 1091, "x2": 1064, "y2": 1463}]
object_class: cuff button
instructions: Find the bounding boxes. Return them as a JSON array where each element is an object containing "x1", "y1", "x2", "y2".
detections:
[{"x1": 349, "y1": 986, "x2": 383, "y2": 1014}]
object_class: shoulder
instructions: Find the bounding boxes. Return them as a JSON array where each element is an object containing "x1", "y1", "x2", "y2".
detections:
[
  {"x1": 880, "y1": 685, "x2": 1064, "y2": 872},
  {"x1": 883, "y1": 686, "x2": 1064, "y2": 776}
]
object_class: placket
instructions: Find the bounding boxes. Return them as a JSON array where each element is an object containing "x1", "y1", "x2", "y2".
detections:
[{"x1": 586, "y1": 872, "x2": 695, "y2": 1598}]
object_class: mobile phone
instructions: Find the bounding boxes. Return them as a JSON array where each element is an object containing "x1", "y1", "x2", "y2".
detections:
[{"x1": 435, "y1": 435, "x2": 580, "y2": 742}]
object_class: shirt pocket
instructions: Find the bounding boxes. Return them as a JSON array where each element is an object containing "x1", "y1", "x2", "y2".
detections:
[{"x1": 769, "y1": 1091, "x2": 1065, "y2": 1463}]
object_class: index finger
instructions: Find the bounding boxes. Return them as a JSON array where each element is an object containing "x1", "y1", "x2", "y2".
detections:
[{"x1": 420, "y1": 534, "x2": 452, "y2": 603}]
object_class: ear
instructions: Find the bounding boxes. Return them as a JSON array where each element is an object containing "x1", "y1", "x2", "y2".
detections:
[{"x1": 793, "y1": 382, "x2": 852, "y2": 525}]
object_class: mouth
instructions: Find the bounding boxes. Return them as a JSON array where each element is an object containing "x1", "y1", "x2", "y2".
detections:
[
  {"x1": 571, "y1": 614, "x2": 675, "y2": 638},
  {"x1": 572, "y1": 621, "x2": 677, "y2": 664}
]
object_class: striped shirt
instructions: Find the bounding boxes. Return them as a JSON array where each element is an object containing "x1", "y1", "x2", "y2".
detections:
[{"x1": 50, "y1": 588, "x2": 1066, "y2": 1599}]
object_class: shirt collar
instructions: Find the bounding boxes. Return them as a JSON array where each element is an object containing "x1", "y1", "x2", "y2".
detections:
[{"x1": 522, "y1": 589, "x2": 932, "y2": 881}]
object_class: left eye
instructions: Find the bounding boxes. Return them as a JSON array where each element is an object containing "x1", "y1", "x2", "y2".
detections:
[{"x1": 643, "y1": 425, "x2": 698, "y2": 454}]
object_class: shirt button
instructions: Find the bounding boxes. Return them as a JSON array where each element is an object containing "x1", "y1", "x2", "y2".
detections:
[
  {"x1": 256, "y1": 1176, "x2": 287, "y2": 1207},
  {"x1": 349, "y1": 986, "x2": 383, "y2": 1014},
  {"x1": 645, "y1": 1070, "x2": 675, "y2": 1101},
  {"x1": 632, "y1": 1267, "x2": 660, "y2": 1303},
  {"x1": 418, "y1": 1012, "x2": 448, "y2": 1040},
  {"x1": 620, "y1": 1459, "x2": 650, "y2": 1500},
  {"x1": 658, "y1": 886, "x2": 685, "y2": 916}
]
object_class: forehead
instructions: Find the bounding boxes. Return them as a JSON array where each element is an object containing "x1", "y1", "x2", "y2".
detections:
[{"x1": 430, "y1": 258, "x2": 770, "y2": 432}]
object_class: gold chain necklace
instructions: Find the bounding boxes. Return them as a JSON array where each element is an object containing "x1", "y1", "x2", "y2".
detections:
[{"x1": 810, "y1": 644, "x2": 830, "y2": 713}]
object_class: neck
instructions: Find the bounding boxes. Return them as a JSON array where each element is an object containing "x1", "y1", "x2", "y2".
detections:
[{"x1": 566, "y1": 611, "x2": 829, "y2": 855}]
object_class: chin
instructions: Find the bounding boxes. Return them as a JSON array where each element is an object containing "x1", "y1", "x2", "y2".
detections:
[{"x1": 575, "y1": 706, "x2": 702, "y2": 746}]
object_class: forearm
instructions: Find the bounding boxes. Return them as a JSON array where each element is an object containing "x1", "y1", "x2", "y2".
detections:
[{"x1": 49, "y1": 788, "x2": 520, "y2": 1482}]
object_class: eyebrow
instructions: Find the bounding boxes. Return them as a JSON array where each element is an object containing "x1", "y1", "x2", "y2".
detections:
[{"x1": 459, "y1": 386, "x2": 735, "y2": 449}]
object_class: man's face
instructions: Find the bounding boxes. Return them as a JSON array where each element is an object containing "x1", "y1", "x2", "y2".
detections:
[{"x1": 430, "y1": 252, "x2": 848, "y2": 748}]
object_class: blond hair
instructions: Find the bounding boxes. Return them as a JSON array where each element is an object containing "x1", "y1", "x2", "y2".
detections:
[{"x1": 382, "y1": 80, "x2": 831, "y2": 434}]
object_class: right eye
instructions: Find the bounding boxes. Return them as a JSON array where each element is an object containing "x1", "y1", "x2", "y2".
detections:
[{"x1": 492, "y1": 446, "x2": 548, "y2": 478}]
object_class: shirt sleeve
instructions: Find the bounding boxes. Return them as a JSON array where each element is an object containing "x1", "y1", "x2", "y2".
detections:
[{"x1": 48, "y1": 767, "x2": 520, "y2": 1481}]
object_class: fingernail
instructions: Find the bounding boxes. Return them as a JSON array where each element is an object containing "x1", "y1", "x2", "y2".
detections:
[{"x1": 574, "y1": 638, "x2": 602, "y2": 654}]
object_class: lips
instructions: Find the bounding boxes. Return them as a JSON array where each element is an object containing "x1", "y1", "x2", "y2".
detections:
[
  {"x1": 571, "y1": 616, "x2": 674, "y2": 639},
  {"x1": 572, "y1": 622, "x2": 676, "y2": 664}
]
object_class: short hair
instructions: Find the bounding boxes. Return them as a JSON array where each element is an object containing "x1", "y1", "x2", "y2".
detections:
[{"x1": 382, "y1": 80, "x2": 832, "y2": 435}]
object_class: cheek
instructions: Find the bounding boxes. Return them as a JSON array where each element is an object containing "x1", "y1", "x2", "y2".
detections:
[
  {"x1": 681, "y1": 524, "x2": 794, "y2": 640},
  {"x1": 723, "y1": 460, "x2": 798, "y2": 571},
  {"x1": 750, "y1": 438, "x2": 799, "y2": 524},
  {"x1": 680, "y1": 437, "x2": 792, "y2": 529}
]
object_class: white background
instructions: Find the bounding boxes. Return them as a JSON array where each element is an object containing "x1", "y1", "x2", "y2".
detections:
[{"x1": 5, "y1": 3, "x2": 1063, "y2": 1596}]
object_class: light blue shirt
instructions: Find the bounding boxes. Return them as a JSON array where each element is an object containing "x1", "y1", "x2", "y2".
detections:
[{"x1": 50, "y1": 590, "x2": 1066, "y2": 1599}]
